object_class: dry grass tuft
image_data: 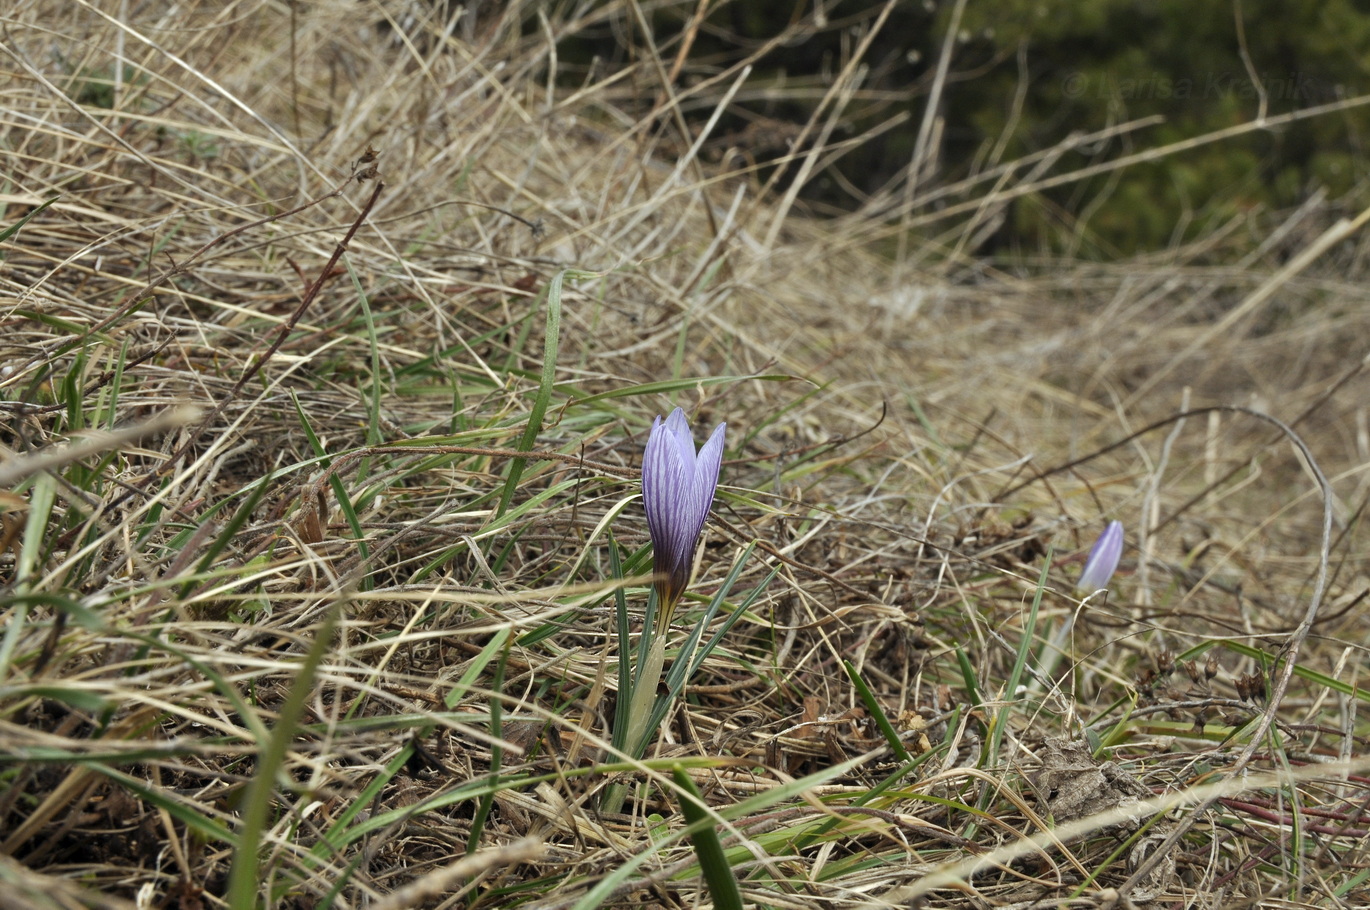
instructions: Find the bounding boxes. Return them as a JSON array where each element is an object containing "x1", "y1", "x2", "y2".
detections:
[{"x1": 4, "y1": 2, "x2": 1370, "y2": 908}]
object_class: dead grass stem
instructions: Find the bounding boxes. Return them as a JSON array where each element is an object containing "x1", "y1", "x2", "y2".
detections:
[{"x1": 4, "y1": 2, "x2": 1370, "y2": 908}]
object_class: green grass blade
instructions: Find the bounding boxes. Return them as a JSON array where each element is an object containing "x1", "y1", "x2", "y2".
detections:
[
  {"x1": 496, "y1": 269, "x2": 567, "y2": 518},
  {"x1": 672, "y1": 765, "x2": 745, "y2": 910},
  {"x1": 183, "y1": 475, "x2": 273, "y2": 597},
  {"x1": 344, "y1": 256, "x2": 383, "y2": 447},
  {"x1": 289, "y1": 393, "x2": 370, "y2": 566},
  {"x1": 988, "y1": 547, "x2": 1052, "y2": 764},
  {"x1": 843, "y1": 659, "x2": 911, "y2": 764},
  {"x1": 683, "y1": 562, "x2": 778, "y2": 683},
  {"x1": 85, "y1": 762, "x2": 236, "y2": 844},
  {"x1": 955, "y1": 646, "x2": 983, "y2": 712},
  {"x1": 654, "y1": 543, "x2": 766, "y2": 731},
  {"x1": 467, "y1": 635, "x2": 510, "y2": 856},
  {"x1": 1200, "y1": 639, "x2": 1370, "y2": 703},
  {"x1": 0, "y1": 195, "x2": 58, "y2": 244},
  {"x1": 446, "y1": 627, "x2": 514, "y2": 708},
  {"x1": 226, "y1": 602, "x2": 341, "y2": 910},
  {"x1": 572, "y1": 753, "x2": 870, "y2": 910},
  {"x1": 609, "y1": 535, "x2": 634, "y2": 755}
]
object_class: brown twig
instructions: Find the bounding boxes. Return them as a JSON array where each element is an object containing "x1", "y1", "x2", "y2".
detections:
[{"x1": 146, "y1": 174, "x2": 386, "y2": 482}]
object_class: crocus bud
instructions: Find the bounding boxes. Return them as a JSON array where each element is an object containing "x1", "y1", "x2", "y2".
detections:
[
  {"x1": 641, "y1": 407, "x2": 725, "y2": 620},
  {"x1": 1077, "y1": 520, "x2": 1124, "y2": 594}
]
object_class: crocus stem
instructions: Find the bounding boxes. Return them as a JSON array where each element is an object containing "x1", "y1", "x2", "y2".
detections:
[
  {"x1": 1028, "y1": 614, "x2": 1074, "y2": 697},
  {"x1": 601, "y1": 633, "x2": 670, "y2": 816},
  {"x1": 624, "y1": 633, "x2": 669, "y2": 759}
]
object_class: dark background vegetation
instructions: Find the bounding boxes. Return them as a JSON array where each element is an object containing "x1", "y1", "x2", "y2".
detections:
[{"x1": 550, "y1": 0, "x2": 1370, "y2": 256}]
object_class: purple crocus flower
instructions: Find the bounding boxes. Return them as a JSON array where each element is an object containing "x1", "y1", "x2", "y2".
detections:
[
  {"x1": 1078, "y1": 520, "x2": 1124, "y2": 594},
  {"x1": 642, "y1": 407, "x2": 725, "y2": 617}
]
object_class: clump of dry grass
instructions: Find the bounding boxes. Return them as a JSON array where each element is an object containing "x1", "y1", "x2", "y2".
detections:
[{"x1": 4, "y1": 2, "x2": 1370, "y2": 909}]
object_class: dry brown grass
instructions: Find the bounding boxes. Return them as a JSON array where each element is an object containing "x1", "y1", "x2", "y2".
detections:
[{"x1": 4, "y1": 2, "x2": 1370, "y2": 909}]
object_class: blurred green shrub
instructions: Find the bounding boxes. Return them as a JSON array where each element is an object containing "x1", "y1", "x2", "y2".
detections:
[{"x1": 551, "y1": 0, "x2": 1370, "y2": 256}]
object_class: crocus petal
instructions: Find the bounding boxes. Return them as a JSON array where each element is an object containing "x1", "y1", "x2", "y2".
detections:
[
  {"x1": 693, "y1": 421, "x2": 726, "y2": 520},
  {"x1": 642, "y1": 414, "x2": 686, "y2": 561},
  {"x1": 1078, "y1": 520, "x2": 1124, "y2": 593},
  {"x1": 641, "y1": 408, "x2": 725, "y2": 613},
  {"x1": 664, "y1": 407, "x2": 695, "y2": 463}
]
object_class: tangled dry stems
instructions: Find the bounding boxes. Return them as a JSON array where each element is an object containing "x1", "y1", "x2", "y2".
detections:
[{"x1": 3, "y1": 2, "x2": 1370, "y2": 908}]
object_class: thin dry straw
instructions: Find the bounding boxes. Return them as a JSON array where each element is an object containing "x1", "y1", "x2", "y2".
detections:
[
  {"x1": 760, "y1": 0, "x2": 899, "y2": 251},
  {"x1": 1125, "y1": 202, "x2": 1370, "y2": 407},
  {"x1": 886, "y1": 90, "x2": 1370, "y2": 233},
  {"x1": 1119, "y1": 406, "x2": 1333, "y2": 900},
  {"x1": 866, "y1": 754, "x2": 1370, "y2": 907},
  {"x1": 977, "y1": 402, "x2": 1337, "y2": 899},
  {"x1": 0, "y1": 406, "x2": 200, "y2": 486}
]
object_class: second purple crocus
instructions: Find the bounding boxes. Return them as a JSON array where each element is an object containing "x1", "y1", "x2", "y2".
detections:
[
  {"x1": 642, "y1": 407, "x2": 725, "y2": 620},
  {"x1": 1078, "y1": 520, "x2": 1124, "y2": 594}
]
